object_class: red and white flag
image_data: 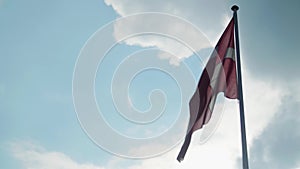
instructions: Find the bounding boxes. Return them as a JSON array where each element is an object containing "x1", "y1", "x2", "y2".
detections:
[{"x1": 177, "y1": 18, "x2": 238, "y2": 162}]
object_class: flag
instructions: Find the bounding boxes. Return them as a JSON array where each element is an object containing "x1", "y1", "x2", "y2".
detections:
[{"x1": 177, "y1": 18, "x2": 238, "y2": 162}]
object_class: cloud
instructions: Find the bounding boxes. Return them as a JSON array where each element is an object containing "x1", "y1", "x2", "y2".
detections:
[
  {"x1": 10, "y1": 141, "x2": 105, "y2": 169},
  {"x1": 9, "y1": 140, "x2": 237, "y2": 169},
  {"x1": 105, "y1": 0, "x2": 231, "y2": 65},
  {"x1": 248, "y1": 90, "x2": 300, "y2": 169},
  {"x1": 118, "y1": 70, "x2": 284, "y2": 168},
  {"x1": 120, "y1": 66, "x2": 297, "y2": 169},
  {"x1": 116, "y1": 68, "x2": 285, "y2": 169},
  {"x1": 9, "y1": 68, "x2": 290, "y2": 169},
  {"x1": 241, "y1": 69, "x2": 286, "y2": 144},
  {"x1": 104, "y1": 0, "x2": 230, "y2": 33},
  {"x1": 126, "y1": 145, "x2": 238, "y2": 169},
  {"x1": 113, "y1": 19, "x2": 203, "y2": 66},
  {"x1": 236, "y1": 0, "x2": 300, "y2": 81}
]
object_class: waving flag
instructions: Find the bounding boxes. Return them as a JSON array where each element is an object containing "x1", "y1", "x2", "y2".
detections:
[{"x1": 177, "y1": 18, "x2": 238, "y2": 162}]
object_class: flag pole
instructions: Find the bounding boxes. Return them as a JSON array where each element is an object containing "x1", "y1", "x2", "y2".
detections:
[{"x1": 231, "y1": 5, "x2": 249, "y2": 169}]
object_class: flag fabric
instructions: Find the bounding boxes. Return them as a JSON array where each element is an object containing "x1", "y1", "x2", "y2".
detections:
[{"x1": 177, "y1": 18, "x2": 238, "y2": 162}]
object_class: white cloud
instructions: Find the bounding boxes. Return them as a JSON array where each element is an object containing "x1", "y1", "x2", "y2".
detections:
[
  {"x1": 116, "y1": 68, "x2": 285, "y2": 169},
  {"x1": 121, "y1": 35, "x2": 193, "y2": 66},
  {"x1": 112, "y1": 13, "x2": 211, "y2": 66},
  {"x1": 127, "y1": 145, "x2": 237, "y2": 169},
  {"x1": 9, "y1": 69, "x2": 287, "y2": 169},
  {"x1": 242, "y1": 71, "x2": 286, "y2": 144},
  {"x1": 10, "y1": 141, "x2": 105, "y2": 169},
  {"x1": 294, "y1": 163, "x2": 300, "y2": 169},
  {"x1": 105, "y1": 0, "x2": 231, "y2": 65},
  {"x1": 110, "y1": 68, "x2": 286, "y2": 168}
]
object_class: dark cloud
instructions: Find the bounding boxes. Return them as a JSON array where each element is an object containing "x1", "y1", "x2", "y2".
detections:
[
  {"x1": 230, "y1": 0, "x2": 300, "y2": 82},
  {"x1": 237, "y1": 93, "x2": 300, "y2": 169}
]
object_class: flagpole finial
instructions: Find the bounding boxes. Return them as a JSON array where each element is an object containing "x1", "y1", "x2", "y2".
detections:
[{"x1": 231, "y1": 5, "x2": 239, "y2": 11}]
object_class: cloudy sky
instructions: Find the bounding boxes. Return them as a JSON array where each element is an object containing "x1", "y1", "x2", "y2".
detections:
[{"x1": 1, "y1": 0, "x2": 300, "y2": 169}]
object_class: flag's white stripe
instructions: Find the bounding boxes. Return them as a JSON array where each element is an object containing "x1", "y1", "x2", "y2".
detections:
[
  {"x1": 209, "y1": 47, "x2": 235, "y2": 91},
  {"x1": 208, "y1": 94, "x2": 217, "y2": 112},
  {"x1": 210, "y1": 47, "x2": 235, "y2": 61},
  {"x1": 209, "y1": 63, "x2": 223, "y2": 89},
  {"x1": 224, "y1": 48, "x2": 235, "y2": 61}
]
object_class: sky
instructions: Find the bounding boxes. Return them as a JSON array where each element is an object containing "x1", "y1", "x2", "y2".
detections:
[{"x1": 1, "y1": 0, "x2": 300, "y2": 169}]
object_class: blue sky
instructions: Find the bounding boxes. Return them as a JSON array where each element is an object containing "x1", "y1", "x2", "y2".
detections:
[{"x1": 1, "y1": 0, "x2": 300, "y2": 169}]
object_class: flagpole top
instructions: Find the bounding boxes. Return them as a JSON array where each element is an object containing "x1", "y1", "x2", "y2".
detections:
[{"x1": 231, "y1": 5, "x2": 239, "y2": 11}]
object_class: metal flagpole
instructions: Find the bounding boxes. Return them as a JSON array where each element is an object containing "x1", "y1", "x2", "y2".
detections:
[{"x1": 231, "y1": 5, "x2": 249, "y2": 169}]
